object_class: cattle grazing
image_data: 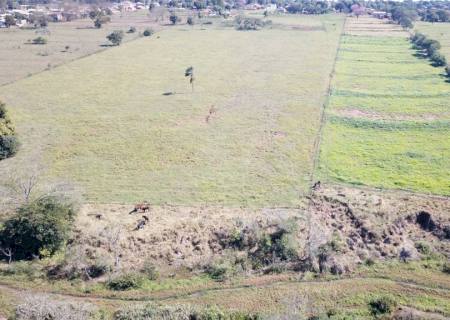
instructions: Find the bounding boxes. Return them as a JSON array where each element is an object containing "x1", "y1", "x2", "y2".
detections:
[
  {"x1": 129, "y1": 202, "x2": 150, "y2": 214},
  {"x1": 312, "y1": 181, "x2": 321, "y2": 191},
  {"x1": 135, "y1": 216, "x2": 150, "y2": 231}
]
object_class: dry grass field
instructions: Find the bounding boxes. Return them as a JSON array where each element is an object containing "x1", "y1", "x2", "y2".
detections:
[
  {"x1": 0, "y1": 10, "x2": 164, "y2": 86},
  {"x1": 0, "y1": 14, "x2": 344, "y2": 206}
]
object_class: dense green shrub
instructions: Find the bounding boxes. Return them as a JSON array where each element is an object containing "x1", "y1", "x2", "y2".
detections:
[
  {"x1": 415, "y1": 241, "x2": 431, "y2": 255},
  {"x1": 0, "y1": 135, "x2": 19, "y2": 159},
  {"x1": 227, "y1": 219, "x2": 299, "y2": 270},
  {"x1": 235, "y1": 16, "x2": 270, "y2": 31},
  {"x1": 0, "y1": 101, "x2": 18, "y2": 160},
  {"x1": 205, "y1": 261, "x2": 233, "y2": 281},
  {"x1": 107, "y1": 273, "x2": 144, "y2": 290},
  {"x1": 87, "y1": 262, "x2": 109, "y2": 278},
  {"x1": 143, "y1": 28, "x2": 154, "y2": 37},
  {"x1": 107, "y1": 30, "x2": 124, "y2": 46},
  {"x1": 443, "y1": 262, "x2": 450, "y2": 274},
  {"x1": 369, "y1": 296, "x2": 397, "y2": 317},
  {"x1": 169, "y1": 14, "x2": 180, "y2": 25},
  {"x1": 431, "y1": 52, "x2": 447, "y2": 66},
  {"x1": 32, "y1": 36, "x2": 47, "y2": 44},
  {"x1": 446, "y1": 65, "x2": 450, "y2": 78},
  {"x1": 411, "y1": 32, "x2": 447, "y2": 69},
  {"x1": 0, "y1": 197, "x2": 76, "y2": 261}
]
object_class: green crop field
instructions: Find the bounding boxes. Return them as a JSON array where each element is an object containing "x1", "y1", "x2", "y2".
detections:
[
  {"x1": 0, "y1": 15, "x2": 344, "y2": 206},
  {"x1": 319, "y1": 34, "x2": 450, "y2": 195},
  {"x1": 416, "y1": 22, "x2": 450, "y2": 61}
]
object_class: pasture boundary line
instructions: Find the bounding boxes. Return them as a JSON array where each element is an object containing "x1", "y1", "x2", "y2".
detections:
[
  {"x1": 0, "y1": 30, "x2": 159, "y2": 89},
  {"x1": 305, "y1": 16, "x2": 346, "y2": 258},
  {"x1": 309, "y1": 16, "x2": 346, "y2": 189},
  {"x1": 312, "y1": 21, "x2": 450, "y2": 201}
]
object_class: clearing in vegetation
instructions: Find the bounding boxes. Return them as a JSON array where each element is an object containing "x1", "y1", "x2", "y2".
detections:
[
  {"x1": 318, "y1": 18, "x2": 450, "y2": 196},
  {"x1": 0, "y1": 15, "x2": 344, "y2": 206}
]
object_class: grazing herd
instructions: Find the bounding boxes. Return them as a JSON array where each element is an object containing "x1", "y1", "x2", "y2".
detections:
[{"x1": 129, "y1": 201, "x2": 151, "y2": 230}]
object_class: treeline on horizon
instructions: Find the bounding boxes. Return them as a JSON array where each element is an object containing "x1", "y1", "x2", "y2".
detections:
[{"x1": 1, "y1": 0, "x2": 450, "y2": 19}]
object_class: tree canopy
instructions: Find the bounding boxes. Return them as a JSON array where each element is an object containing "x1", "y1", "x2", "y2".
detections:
[{"x1": 0, "y1": 196, "x2": 76, "y2": 261}]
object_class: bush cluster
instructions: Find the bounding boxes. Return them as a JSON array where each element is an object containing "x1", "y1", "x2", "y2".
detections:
[
  {"x1": 203, "y1": 219, "x2": 300, "y2": 281},
  {"x1": 390, "y1": 6, "x2": 416, "y2": 29},
  {"x1": 368, "y1": 296, "x2": 397, "y2": 317},
  {"x1": 0, "y1": 196, "x2": 76, "y2": 261},
  {"x1": 143, "y1": 28, "x2": 154, "y2": 37},
  {"x1": 0, "y1": 101, "x2": 19, "y2": 160},
  {"x1": 106, "y1": 273, "x2": 145, "y2": 290},
  {"x1": 114, "y1": 303, "x2": 259, "y2": 320},
  {"x1": 32, "y1": 36, "x2": 47, "y2": 45},
  {"x1": 411, "y1": 32, "x2": 447, "y2": 68},
  {"x1": 107, "y1": 30, "x2": 124, "y2": 46},
  {"x1": 234, "y1": 16, "x2": 271, "y2": 31},
  {"x1": 228, "y1": 220, "x2": 299, "y2": 268}
]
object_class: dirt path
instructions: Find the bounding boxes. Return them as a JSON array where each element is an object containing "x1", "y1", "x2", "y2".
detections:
[{"x1": 2, "y1": 275, "x2": 448, "y2": 305}]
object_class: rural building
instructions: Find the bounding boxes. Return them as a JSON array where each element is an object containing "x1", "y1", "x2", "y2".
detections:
[
  {"x1": 372, "y1": 11, "x2": 390, "y2": 19},
  {"x1": 265, "y1": 4, "x2": 277, "y2": 13}
]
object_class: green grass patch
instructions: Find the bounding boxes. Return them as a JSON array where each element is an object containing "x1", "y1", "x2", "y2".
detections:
[{"x1": 319, "y1": 34, "x2": 450, "y2": 195}]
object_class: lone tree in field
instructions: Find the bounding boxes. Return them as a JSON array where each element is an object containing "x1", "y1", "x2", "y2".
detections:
[
  {"x1": 169, "y1": 13, "x2": 180, "y2": 25},
  {"x1": 4, "y1": 15, "x2": 15, "y2": 27},
  {"x1": 107, "y1": 30, "x2": 124, "y2": 46},
  {"x1": 351, "y1": 4, "x2": 365, "y2": 19},
  {"x1": 185, "y1": 66, "x2": 195, "y2": 92},
  {"x1": 90, "y1": 8, "x2": 111, "y2": 28}
]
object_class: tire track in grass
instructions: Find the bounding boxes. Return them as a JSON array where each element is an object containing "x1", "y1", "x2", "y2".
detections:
[{"x1": 1, "y1": 275, "x2": 449, "y2": 304}]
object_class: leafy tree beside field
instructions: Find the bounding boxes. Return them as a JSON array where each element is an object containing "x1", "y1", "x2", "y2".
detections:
[
  {"x1": 107, "y1": 30, "x2": 124, "y2": 46},
  {"x1": 169, "y1": 13, "x2": 180, "y2": 25},
  {"x1": 411, "y1": 32, "x2": 447, "y2": 67},
  {"x1": 0, "y1": 196, "x2": 76, "y2": 261},
  {"x1": 0, "y1": 101, "x2": 19, "y2": 160},
  {"x1": 185, "y1": 66, "x2": 195, "y2": 92},
  {"x1": 4, "y1": 15, "x2": 15, "y2": 27},
  {"x1": 143, "y1": 28, "x2": 154, "y2": 37},
  {"x1": 89, "y1": 8, "x2": 111, "y2": 29}
]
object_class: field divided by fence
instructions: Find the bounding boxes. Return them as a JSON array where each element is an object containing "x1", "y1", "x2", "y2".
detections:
[{"x1": 318, "y1": 18, "x2": 450, "y2": 196}]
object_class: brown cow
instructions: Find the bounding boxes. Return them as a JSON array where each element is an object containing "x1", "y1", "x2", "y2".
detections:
[{"x1": 129, "y1": 202, "x2": 150, "y2": 214}]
